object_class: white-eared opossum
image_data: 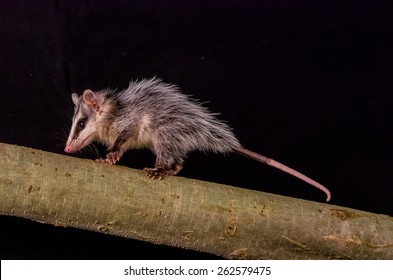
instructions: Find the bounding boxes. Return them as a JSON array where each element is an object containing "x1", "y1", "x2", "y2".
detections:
[{"x1": 64, "y1": 78, "x2": 331, "y2": 201}]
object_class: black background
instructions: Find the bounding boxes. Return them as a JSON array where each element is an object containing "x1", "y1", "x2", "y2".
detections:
[{"x1": 1, "y1": 0, "x2": 392, "y2": 259}]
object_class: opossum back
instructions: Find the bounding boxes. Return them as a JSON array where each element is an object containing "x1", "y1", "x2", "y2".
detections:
[{"x1": 114, "y1": 78, "x2": 241, "y2": 153}]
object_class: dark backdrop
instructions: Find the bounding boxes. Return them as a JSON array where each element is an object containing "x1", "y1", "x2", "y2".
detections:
[{"x1": 1, "y1": 0, "x2": 392, "y2": 259}]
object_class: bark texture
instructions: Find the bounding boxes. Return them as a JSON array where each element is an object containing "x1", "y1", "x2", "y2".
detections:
[{"x1": 0, "y1": 143, "x2": 392, "y2": 259}]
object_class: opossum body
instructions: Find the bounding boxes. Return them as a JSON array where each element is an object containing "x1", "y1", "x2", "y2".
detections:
[{"x1": 64, "y1": 78, "x2": 331, "y2": 201}]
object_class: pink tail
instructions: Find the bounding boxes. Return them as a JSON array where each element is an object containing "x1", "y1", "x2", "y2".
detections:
[{"x1": 235, "y1": 147, "x2": 331, "y2": 201}]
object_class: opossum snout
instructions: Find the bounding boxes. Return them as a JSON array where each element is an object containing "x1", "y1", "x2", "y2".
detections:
[
  {"x1": 64, "y1": 145, "x2": 74, "y2": 153},
  {"x1": 64, "y1": 141, "x2": 77, "y2": 153}
]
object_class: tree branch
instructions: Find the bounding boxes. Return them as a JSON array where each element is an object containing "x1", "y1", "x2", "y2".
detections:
[{"x1": 1, "y1": 143, "x2": 392, "y2": 259}]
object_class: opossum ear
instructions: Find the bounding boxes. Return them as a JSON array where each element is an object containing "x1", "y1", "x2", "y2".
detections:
[
  {"x1": 71, "y1": 93, "x2": 80, "y2": 106},
  {"x1": 82, "y1": 89, "x2": 100, "y2": 112}
]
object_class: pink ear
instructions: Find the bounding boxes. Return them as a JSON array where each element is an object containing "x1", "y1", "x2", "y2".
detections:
[
  {"x1": 71, "y1": 93, "x2": 80, "y2": 106},
  {"x1": 82, "y1": 89, "x2": 99, "y2": 111}
]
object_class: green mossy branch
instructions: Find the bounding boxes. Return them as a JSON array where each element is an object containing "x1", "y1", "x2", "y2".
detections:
[{"x1": 0, "y1": 143, "x2": 392, "y2": 259}]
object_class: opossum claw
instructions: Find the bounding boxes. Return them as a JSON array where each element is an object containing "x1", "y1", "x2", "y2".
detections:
[
  {"x1": 105, "y1": 151, "x2": 120, "y2": 165},
  {"x1": 144, "y1": 167, "x2": 166, "y2": 180},
  {"x1": 95, "y1": 151, "x2": 120, "y2": 165}
]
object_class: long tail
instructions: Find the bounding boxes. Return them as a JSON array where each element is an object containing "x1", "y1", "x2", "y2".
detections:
[{"x1": 234, "y1": 147, "x2": 331, "y2": 201}]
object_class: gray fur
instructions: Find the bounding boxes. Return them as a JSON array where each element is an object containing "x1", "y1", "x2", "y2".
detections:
[{"x1": 117, "y1": 79, "x2": 239, "y2": 148}]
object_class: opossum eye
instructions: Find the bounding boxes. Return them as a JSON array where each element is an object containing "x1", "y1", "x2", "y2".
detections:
[{"x1": 78, "y1": 119, "x2": 87, "y2": 129}]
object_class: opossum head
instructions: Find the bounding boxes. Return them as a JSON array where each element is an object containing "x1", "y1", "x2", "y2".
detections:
[{"x1": 64, "y1": 89, "x2": 104, "y2": 153}]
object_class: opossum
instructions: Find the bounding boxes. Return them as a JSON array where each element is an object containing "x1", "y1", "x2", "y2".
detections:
[{"x1": 64, "y1": 77, "x2": 331, "y2": 201}]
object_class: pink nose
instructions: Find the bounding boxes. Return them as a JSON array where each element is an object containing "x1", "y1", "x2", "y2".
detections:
[{"x1": 64, "y1": 146, "x2": 72, "y2": 153}]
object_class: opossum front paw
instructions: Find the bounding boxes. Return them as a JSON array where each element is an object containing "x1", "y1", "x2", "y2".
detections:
[
  {"x1": 96, "y1": 151, "x2": 121, "y2": 165},
  {"x1": 143, "y1": 167, "x2": 166, "y2": 180}
]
